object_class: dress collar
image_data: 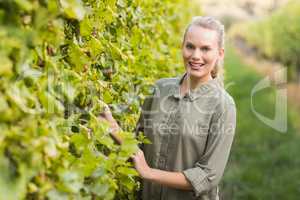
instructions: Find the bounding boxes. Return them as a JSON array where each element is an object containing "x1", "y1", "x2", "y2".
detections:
[{"x1": 171, "y1": 72, "x2": 221, "y2": 101}]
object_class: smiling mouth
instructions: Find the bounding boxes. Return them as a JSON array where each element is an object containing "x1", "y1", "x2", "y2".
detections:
[{"x1": 188, "y1": 62, "x2": 205, "y2": 70}]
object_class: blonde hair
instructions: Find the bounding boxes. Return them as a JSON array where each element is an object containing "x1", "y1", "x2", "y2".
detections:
[{"x1": 183, "y1": 16, "x2": 225, "y2": 83}]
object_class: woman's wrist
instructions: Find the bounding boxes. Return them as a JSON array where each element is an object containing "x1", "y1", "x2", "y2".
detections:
[
  {"x1": 107, "y1": 121, "x2": 122, "y2": 144},
  {"x1": 109, "y1": 121, "x2": 119, "y2": 131},
  {"x1": 142, "y1": 167, "x2": 155, "y2": 180}
]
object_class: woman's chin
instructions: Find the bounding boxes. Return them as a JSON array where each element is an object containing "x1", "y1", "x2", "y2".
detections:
[{"x1": 187, "y1": 69, "x2": 206, "y2": 78}]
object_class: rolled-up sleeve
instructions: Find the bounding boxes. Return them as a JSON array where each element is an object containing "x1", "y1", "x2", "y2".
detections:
[{"x1": 182, "y1": 99, "x2": 236, "y2": 197}]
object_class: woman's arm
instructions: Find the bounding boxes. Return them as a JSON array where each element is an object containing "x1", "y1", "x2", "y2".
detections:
[
  {"x1": 98, "y1": 105, "x2": 123, "y2": 144},
  {"x1": 107, "y1": 121, "x2": 123, "y2": 145},
  {"x1": 99, "y1": 99, "x2": 194, "y2": 191},
  {"x1": 99, "y1": 107, "x2": 193, "y2": 191}
]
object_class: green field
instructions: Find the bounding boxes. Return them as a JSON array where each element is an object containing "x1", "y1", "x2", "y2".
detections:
[{"x1": 221, "y1": 43, "x2": 300, "y2": 199}]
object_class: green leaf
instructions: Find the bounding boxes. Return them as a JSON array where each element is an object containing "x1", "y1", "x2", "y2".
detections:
[
  {"x1": 117, "y1": 167, "x2": 138, "y2": 177},
  {"x1": 90, "y1": 181, "x2": 109, "y2": 197},
  {"x1": 70, "y1": 133, "x2": 89, "y2": 153},
  {"x1": 68, "y1": 43, "x2": 90, "y2": 71},
  {"x1": 0, "y1": 95, "x2": 9, "y2": 113},
  {"x1": 87, "y1": 37, "x2": 103, "y2": 58},
  {"x1": 103, "y1": 90, "x2": 113, "y2": 103},
  {"x1": 60, "y1": 0, "x2": 85, "y2": 21},
  {"x1": 80, "y1": 17, "x2": 93, "y2": 37},
  {"x1": 39, "y1": 91, "x2": 65, "y2": 114},
  {"x1": 0, "y1": 156, "x2": 28, "y2": 200},
  {"x1": 99, "y1": 136, "x2": 114, "y2": 149},
  {"x1": 58, "y1": 170, "x2": 83, "y2": 193},
  {"x1": 15, "y1": 0, "x2": 33, "y2": 11},
  {"x1": 0, "y1": 56, "x2": 13, "y2": 76}
]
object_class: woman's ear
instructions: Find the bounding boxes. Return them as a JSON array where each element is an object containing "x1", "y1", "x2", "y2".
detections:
[{"x1": 218, "y1": 48, "x2": 225, "y2": 60}]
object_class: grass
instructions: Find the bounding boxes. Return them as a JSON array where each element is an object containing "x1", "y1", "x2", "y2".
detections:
[{"x1": 221, "y1": 42, "x2": 300, "y2": 200}]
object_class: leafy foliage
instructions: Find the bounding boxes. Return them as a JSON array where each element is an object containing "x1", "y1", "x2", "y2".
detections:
[{"x1": 0, "y1": 0, "x2": 200, "y2": 199}]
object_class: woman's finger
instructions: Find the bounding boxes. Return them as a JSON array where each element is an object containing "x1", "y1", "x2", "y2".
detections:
[{"x1": 130, "y1": 148, "x2": 142, "y2": 160}]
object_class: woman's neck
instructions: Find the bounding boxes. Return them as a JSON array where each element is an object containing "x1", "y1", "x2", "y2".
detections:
[
  {"x1": 185, "y1": 73, "x2": 212, "y2": 90},
  {"x1": 180, "y1": 73, "x2": 212, "y2": 97}
]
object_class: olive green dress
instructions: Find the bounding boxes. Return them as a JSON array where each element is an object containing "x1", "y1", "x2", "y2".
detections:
[{"x1": 135, "y1": 73, "x2": 236, "y2": 200}]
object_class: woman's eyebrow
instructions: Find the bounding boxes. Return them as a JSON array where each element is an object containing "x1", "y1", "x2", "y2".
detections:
[
  {"x1": 186, "y1": 41, "x2": 212, "y2": 48},
  {"x1": 200, "y1": 45, "x2": 212, "y2": 48},
  {"x1": 185, "y1": 41, "x2": 194, "y2": 45}
]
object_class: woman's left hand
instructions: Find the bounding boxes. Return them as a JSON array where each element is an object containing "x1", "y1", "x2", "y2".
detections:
[{"x1": 132, "y1": 149, "x2": 153, "y2": 179}]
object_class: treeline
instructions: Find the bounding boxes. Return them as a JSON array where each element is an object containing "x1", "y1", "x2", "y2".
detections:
[{"x1": 229, "y1": 0, "x2": 300, "y2": 81}]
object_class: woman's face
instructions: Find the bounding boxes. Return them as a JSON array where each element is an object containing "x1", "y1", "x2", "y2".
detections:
[{"x1": 182, "y1": 25, "x2": 224, "y2": 82}]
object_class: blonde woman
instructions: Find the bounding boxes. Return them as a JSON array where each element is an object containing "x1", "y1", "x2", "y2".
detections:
[{"x1": 100, "y1": 16, "x2": 236, "y2": 200}]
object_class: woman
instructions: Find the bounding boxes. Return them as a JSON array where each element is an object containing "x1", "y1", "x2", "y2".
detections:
[{"x1": 100, "y1": 16, "x2": 236, "y2": 200}]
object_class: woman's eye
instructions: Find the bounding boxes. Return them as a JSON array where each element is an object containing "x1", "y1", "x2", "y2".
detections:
[
  {"x1": 186, "y1": 44, "x2": 194, "y2": 49},
  {"x1": 201, "y1": 47, "x2": 210, "y2": 52}
]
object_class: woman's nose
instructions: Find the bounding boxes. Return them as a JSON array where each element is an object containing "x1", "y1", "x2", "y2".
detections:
[{"x1": 191, "y1": 48, "x2": 202, "y2": 60}]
